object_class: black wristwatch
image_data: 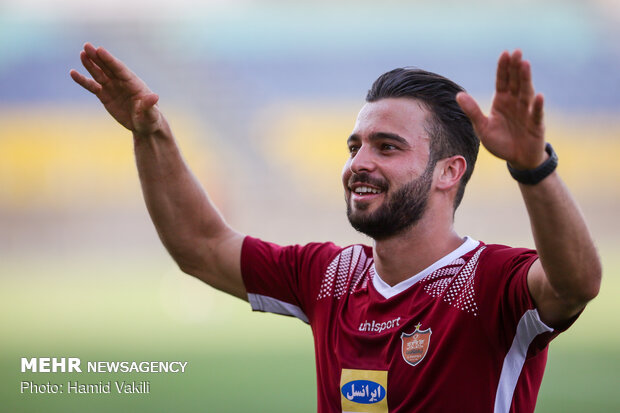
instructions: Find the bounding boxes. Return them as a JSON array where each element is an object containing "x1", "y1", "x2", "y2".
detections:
[{"x1": 507, "y1": 143, "x2": 558, "y2": 185}]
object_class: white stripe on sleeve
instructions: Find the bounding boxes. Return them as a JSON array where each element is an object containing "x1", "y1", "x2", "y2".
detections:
[
  {"x1": 247, "y1": 293, "x2": 309, "y2": 324},
  {"x1": 494, "y1": 309, "x2": 553, "y2": 413}
]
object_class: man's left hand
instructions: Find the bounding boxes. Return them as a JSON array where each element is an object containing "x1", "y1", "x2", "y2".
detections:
[{"x1": 456, "y1": 49, "x2": 547, "y2": 170}]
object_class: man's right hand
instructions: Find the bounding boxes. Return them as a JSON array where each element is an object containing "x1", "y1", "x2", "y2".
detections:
[{"x1": 70, "y1": 43, "x2": 163, "y2": 136}]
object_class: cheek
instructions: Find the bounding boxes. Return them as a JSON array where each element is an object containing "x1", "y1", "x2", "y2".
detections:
[{"x1": 342, "y1": 160, "x2": 352, "y2": 188}]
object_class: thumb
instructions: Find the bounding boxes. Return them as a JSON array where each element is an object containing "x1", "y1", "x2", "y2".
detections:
[
  {"x1": 456, "y1": 92, "x2": 487, "y2": 133},
  {"x1": 136, "y1": 93, "x2": 160, "y2": 124},
  {"x1": 143, "y1": 93, "x2": 159, "y2": 108}
]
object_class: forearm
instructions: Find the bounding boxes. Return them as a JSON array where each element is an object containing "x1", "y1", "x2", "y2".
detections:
[
  {"x1": 133, "y1": 119, "x2": 234, "y2": 275},
  {"x1": 520, "y1": 171, "x2": 601, "y2": 307}
]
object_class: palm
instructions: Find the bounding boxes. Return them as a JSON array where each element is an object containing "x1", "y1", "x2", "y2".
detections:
[
  {"x1": 97, "y1": 76, "x2": 151, "y2": 131},
  {"x1": 457, "y1": 50, "x2": 546, "y2": 170},
  {"x1": 70, "y1": 43, "x2": 161, "y2": 135}
]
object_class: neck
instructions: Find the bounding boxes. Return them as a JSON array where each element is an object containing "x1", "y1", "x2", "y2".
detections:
[{"x1": 372, "y1": 211, "x2": 464, "y2": 287}]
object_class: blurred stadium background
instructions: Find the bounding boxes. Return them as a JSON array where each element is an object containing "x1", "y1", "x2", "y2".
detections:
[{"x1": 1, "y1": 0, "x2": 619, "y2": 411}]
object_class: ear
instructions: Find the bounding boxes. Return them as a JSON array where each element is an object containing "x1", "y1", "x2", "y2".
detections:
[{"x1": 435, "y1": 155, "x2": 467, "y2": 191}]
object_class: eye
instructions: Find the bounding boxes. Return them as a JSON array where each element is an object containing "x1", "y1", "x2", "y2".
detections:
[
  {"x1": 348, "y1": 144, "x2": 360, "y2": 154},
  {"x1": 381, "y1": 143, "x2": 397, "y2": 151}
]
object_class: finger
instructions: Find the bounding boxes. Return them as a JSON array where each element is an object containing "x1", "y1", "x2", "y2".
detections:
[
  {"x1": 495, "y1": 51, "x2": 510, "y2": 93},
  {"x1": 531, "y1": 93, "x2": 544, "y2": 126},
  {"x1": 79, "y1": 50, "x2": 108, "y2": 85},
  {"x1": 508, "y1": 49, "x2": 522, "y2": 95},
  {"x1": 96, "y1": 47, "x2": 134, "y2": 81},
  {"x1": 518, "y1": 60, "x2": 535, "y2": 107},
  {"x1": 456, "y1": 92, "x2": 487, "y2": 134},
  {"x1": 69, "y1": 69, "x2": 102, "y2": 95},
  {"x1": 84, "y1": 42, "x2": 116, "y2": 80}
]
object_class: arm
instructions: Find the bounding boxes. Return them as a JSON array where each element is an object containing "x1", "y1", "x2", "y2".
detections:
[
  {"x1": 456, "y1": 50, "x2": 601, "y2": 328},
  {"x1": 70, "y1": 43, "x2": 247, "y2": 300}
]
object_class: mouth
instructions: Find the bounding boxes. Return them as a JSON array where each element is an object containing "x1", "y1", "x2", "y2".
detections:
[
  {"x1": 351, "y1": 185, "x2": 383, "y2": 195},
  {"x1": 345, "y1": 172, "x2": 388, "y2": 205},
  {"x1": 348, "y1": 183, "x2": 385, "y2": 203}
]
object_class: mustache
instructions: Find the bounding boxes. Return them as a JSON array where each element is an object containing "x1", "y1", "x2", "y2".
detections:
[{"x1": 348, "y1": 172, "x2": 388, "y2": 191}]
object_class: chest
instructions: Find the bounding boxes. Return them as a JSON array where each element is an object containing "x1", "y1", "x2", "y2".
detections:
[
  {"x1": 320, "y1": 282, "x2": 491, "y2": 366},
  {"x1": 311, "y1": 276, "x2": 504, "y2": 412}
]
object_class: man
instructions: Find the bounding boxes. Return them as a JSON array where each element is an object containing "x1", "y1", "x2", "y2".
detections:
[{"x1": 71, "y1": 43, "x2": 601, "y2": 412}]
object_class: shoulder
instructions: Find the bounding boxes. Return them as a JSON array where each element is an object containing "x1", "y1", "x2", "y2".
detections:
[
  {"x1": 470, "y1": 241, "x2": 540, "y2": 312},
  {"x1": 242, "y1": 235, "x2": 354, "y2": 255},
  {"x1": 318, "y1": 243, "x2": 374, "y2": 300},
  {"x1": 242, "y1": 235, "x2": 370, "y2": 269},
  {"x1": 476, "y1": 242, "x2": 538, "y2": 272}
]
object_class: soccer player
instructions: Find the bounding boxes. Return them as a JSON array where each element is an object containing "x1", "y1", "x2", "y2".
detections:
[{"x1": 71, "y1": 43, "x2": 601, "y2": 412}]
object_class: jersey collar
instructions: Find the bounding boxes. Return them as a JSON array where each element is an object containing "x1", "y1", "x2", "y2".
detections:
[{"x1": 371, "y1": 236, "x2": 480, "y2": 299}]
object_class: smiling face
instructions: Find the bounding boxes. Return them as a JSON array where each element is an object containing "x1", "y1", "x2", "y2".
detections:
[{"x1": 342, "y1": 98, "x2": 436, "y2": 240}]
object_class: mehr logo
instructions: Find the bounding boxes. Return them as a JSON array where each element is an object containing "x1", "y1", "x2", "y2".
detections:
[{"x1": 401, "y1": 323, "x2": 432, "y2": 367}]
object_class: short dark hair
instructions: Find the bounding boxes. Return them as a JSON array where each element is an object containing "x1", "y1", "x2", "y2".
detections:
[{"x1": 366, "y1": 68, "x2": 479, "y2": 210}]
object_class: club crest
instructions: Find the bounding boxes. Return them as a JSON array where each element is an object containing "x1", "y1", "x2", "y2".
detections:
[{"x1": 401, "y1": 323, "x2": 432, "y2": 366}]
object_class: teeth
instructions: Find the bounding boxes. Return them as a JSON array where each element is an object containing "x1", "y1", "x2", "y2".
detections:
[{"x1": 354, "y1": 186, "x2": 381, "y2": 194}]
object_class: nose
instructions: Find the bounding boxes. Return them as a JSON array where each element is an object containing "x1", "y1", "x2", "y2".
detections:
[{"x1": 349, "y1": 145, "x2": 376, "y2": 174}]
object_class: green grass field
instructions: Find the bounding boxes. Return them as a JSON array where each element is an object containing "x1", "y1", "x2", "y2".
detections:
[{"x1": 2, "y1": 250, "x2": 619, "y2": 412}]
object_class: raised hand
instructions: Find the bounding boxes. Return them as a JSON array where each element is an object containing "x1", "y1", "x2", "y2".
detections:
[
  {"x1": 70, "y1": 43, "x2": 163, "y2": 135},
  {"x1": 456, "y1": 50, "x2": 546, "y2": 170}
]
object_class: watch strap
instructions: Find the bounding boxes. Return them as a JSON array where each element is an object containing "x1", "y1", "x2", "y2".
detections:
[{"x1": 507, "y1": 143, "x2": 558, "y2": 185}]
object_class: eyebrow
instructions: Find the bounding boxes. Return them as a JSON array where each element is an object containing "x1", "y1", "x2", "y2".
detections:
[{"x1": 347, "y1": 132, "x2": 410, "y2": 147}]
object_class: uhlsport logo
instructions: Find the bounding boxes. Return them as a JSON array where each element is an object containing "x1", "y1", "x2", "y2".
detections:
[{"x1": 400, "y1": 323, "x2": 432, "y2": 366}]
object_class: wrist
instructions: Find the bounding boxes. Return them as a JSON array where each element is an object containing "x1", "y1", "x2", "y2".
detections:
[
  {"x1": 507, "y1": 143, "x2": 558, "y2": 185},
  {"x1": 132, "y1": 118, "x2": 170, "y2": 141}
]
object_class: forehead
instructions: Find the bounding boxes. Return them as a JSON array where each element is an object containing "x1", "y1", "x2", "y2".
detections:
[{"x1": 352, "y1": 98, "x2": 431, "y2": 143}]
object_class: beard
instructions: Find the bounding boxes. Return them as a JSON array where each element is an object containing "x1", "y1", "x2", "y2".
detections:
[{"x1": 346, "y1": 161, "x2": 434, "y2": 240}]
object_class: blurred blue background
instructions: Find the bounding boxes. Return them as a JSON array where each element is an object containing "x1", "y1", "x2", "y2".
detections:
[{"x1": 1, "y1": 0, "x2": 619, "y2": 411}]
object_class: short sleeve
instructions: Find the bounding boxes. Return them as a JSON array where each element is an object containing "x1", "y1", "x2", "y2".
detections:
[
  {"x1": 240, "y1": 236, "x2": 342, "y2": 324},
  {"x1": 477, "y1": 245, "x2": 558, "y2": 354}
]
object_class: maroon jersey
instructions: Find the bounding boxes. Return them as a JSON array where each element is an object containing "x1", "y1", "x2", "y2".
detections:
[{"x1": 241, "y1": 236, "x2": 561, "y2": 413}]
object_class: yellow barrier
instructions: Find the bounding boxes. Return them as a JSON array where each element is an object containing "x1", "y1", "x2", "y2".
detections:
[{"x1": 0, "y1": 105, "x2": 220, "y2": 210}]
